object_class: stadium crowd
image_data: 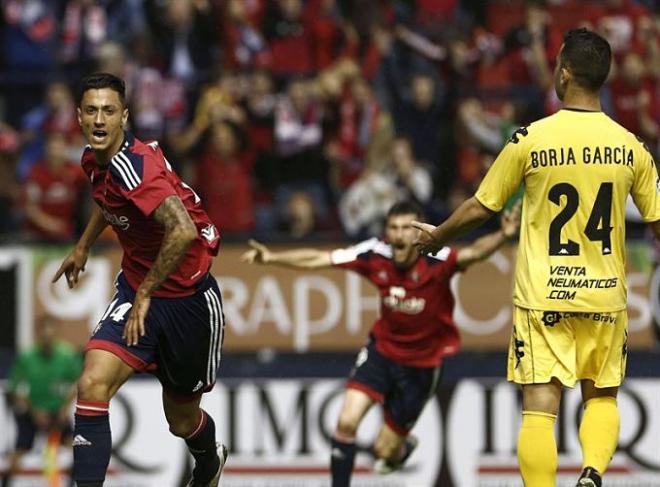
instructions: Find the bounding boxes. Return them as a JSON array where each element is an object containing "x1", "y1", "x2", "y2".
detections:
[{"x1": 0, "y1": 0, "x2": 657, "y2": 243}]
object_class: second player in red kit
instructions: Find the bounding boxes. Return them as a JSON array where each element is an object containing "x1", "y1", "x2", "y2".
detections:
[{"x1": 242, "y1": 200, "x2": 521, "y2": 487}]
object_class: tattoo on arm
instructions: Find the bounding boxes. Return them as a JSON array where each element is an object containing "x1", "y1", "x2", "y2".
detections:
[{"x1": 138, "y1": 196, "x2": 197, "y2": 296}]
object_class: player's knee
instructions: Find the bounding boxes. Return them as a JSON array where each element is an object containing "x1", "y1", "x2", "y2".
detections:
[
  {"x1": 335, "y1": 414, "x2": 359, "y2": 438},
  {"x1": 373, "y1": 438, "x2": 399, "y2": 461},
  {"x1": 522, "y1": 380, "x2": 562, "y2": 415},
  {"x1": 77, "y1": 371, "x2": 113, "y2": 402},
  {"x1": 167, "y1": 413, "x2": 199, "y2": 438}
]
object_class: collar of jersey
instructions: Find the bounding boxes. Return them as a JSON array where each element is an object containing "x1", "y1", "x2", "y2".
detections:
[
  {"x1": 110, "y1": 131, "x2": 135, "y2": 160},
  {"x1": 561, "y1": 107, "x2": 602, "y2": 113}
]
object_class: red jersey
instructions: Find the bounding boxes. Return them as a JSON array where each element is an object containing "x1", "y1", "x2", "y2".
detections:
[
  {"x1": 23, "y1": 161, "x2": 86, "y2": 240},
  {"x1": 331, "y1": 238, "x2": 460, "y2": 368},
  {"x1": 81, "y1": 132, "x2": 220, "y2": 297}
]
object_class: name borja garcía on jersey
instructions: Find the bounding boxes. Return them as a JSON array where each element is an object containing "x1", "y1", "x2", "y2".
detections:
[{"x1": 531, "y1": 145, "x2": 634, "y2": 169}]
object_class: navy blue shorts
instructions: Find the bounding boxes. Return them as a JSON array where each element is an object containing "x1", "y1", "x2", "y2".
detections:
[
  {"x1": 88, "y1": 272, "x2": 225, "y2": 401},
  {"x1": 347, "y1": 337, "x2": 442, "y2": 435}
]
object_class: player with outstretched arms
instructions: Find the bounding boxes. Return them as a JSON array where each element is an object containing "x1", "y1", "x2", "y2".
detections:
[{"x1": 242, "y1": 200, "x2": 520, "y2": 487}]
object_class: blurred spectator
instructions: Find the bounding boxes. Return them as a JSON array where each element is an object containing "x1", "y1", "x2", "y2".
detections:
[
  {"x1": 392, "y1": 72, "x2": 446, "y2": 169},
  {"x1": 245, "y1": 69, "x2": 278, "y2": 189},
  {"x1": 503, "y1": 0, "x2": 562, "y2": 89},
  {"x1": 270, "y1": 75, "x2": 330, "y2": 234},
  {"x1": 274, "y1": 78, "x2": 326, "y2": 183},
  {"x1": 60, "y1": 0, "x2": 146, "y2": 79},
  {"x1": 610, "y1": 52, "x2": 659, "y2": 145},
  {"x1": 59, "y1": 0, "x2": 110, "y2": 75},
  {"x1": 101, "y1": 0, "x2": 147, "y2": 47},
  {"x1": 137, "y1": 76, "x2": 187, "y2": 145},
  {"x1": 414, "y1": 0, "x2": 459, "y2": 31},
  {"x1": 455, "y1": 98, "x2": 519, "y2": 200},
  {"x1": 340, "y1": 0, "x2": 394, "y2": 40},
  {"x1": 304, "y1": 0, "x2": 345, "y2": 70},
  {"x1": 326, "y1": 76, "x2": 391, "y2": 191},
  {"x1": 1, "y1": 316, "x2": 81, "y2": 487},
  {"x1": 263, "y1": 0, "x2": 313, "y2": 76},
  {"x1": 171, "y1": 69, "x2": 246, "y2": 157},
  {"x1": 1, "y1": 0, "x2": 59, "y2": 124},
  {"x1": 390, "y1": 136, "x2": 433, "y2": 205},
  {"x1": 458, "y1": 98, "x2": 517, "y2": 153},
  {"x1": 636, "y1": 15, "x2": 659, "y2": 79},
  {"x1": 194, "y1": 121, "x2": 255, "y2": 234},
  {"x1": 0, "y1": 123, "x2": 20, "y2": 239},
  {"x1": 95, "y1": 40, "x2": 129, "y2": 78},
  {"x1": 1, "y1": 0, "x2": 58, "y2": 70},
  {"x1": 219, "y1": 0, "x2": 269, "y2": 70},
  {"x1": 338, "y1": 171, "x2": 398, "y2": 237},
  {"x1": 589, "y1": 0, "x2": 652, "y2": 58},
  {"x1": 17, "y1": 80, "x2": 83, "y2": 180},
  {"x1": 147, "y1": 0, "x2": 219, "y2": 85},
  {"x1": 280, "y1": 190, "x2": 317, "y2": 239},
  {"x1": 59, "y1": 0, "x2": 147, "y2": 77},
  {"x1": 21, "y1": 132, "x2": 87, "y2": 243},
  {"x1": 95, "y1": 38, "x2": 189, "y2": 145},
  {"x1": 338, "y1": 137, "x2": 432, "y2": 238}
]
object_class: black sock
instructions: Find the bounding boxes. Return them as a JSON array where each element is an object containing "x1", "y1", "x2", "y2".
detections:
[
  {"x1": 72, "y1": 407, "x2": 111, "y2": 485},
  {"x1": 185, "y1": 410, "x2": 218, "y2": 482},
  {"x1": 331, "y1": 437, "x2": 356, "y2": 487}
]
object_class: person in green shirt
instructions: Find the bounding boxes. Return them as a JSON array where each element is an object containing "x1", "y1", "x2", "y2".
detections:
[{"x1": 2, "y1": 316, "x2": 82, "y2": 487}]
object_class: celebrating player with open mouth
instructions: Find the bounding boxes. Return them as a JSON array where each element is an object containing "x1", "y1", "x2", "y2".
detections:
[
  {"x1": 242, "y1": 199, "x2": 520, "y2": 487},
  {"x1": 53, "y1": 73, "x2": 227, "y2": 487}
]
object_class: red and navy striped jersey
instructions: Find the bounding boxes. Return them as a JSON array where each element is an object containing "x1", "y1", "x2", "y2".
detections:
[
  {"x1": 81, "y1": 132, "x2": 220, "y2": 297},
  {"x1": 331, "y1": 238, "x2": 460, "y2": 367}
]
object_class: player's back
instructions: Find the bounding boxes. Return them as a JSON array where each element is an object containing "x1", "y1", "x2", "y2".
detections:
[{"x1": 476, "y1": 109, "x2": 659, "y2": 312}]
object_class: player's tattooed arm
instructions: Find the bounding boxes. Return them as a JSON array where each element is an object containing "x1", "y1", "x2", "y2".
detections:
[
  {"x1": 139, "y1": 195, "x2": 198, "y2": 296},
  {"x1": 124, "y1": 196, "x2": 197, "y2": 346}
]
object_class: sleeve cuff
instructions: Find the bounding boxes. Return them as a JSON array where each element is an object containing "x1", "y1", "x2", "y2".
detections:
[{"x1": 474, "y1": 192, "x2": 502, "y2": 213}]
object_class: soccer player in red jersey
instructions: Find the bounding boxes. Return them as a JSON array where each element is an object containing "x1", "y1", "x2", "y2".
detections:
[
  {"x1": 53, "y1": 73, "x2": 227, "y2": 487},
  {"x1": 241, "y1": 200, "x2": 520, "y2": 486}
]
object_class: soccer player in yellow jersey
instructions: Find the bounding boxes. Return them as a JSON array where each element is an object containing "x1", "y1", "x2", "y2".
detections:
[{"x1": 412, "y1": 28, "x2": 660, "y2": 487}]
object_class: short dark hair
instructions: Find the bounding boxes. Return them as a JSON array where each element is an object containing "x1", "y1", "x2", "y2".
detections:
[
  {"x1": 386, "y1": 200, "x2": 424, "y2": 221},
  {"x1": 78, "y1": 72, "x2": 126, "y2": 106},
  {"x1": 560, "y1": 28, "x2": 611, "y2": 92}
]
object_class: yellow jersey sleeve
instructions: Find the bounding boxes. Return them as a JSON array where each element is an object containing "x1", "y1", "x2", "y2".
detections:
[
  {"x1": 630, "y1": 142, "x2": 660, "y2": 223},
  {"x1": 475, "y1": 128, "x2": 527, "y2": 212}
]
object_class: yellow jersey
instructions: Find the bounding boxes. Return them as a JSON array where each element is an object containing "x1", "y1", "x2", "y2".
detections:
[{"x1": 475, "y1": 108, "x2": 660, "y2": 312}]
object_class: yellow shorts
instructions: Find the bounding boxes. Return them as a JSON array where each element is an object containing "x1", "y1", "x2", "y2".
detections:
[{"x1": 507, "y1": 306, "x2": 628, "y2": 388}]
